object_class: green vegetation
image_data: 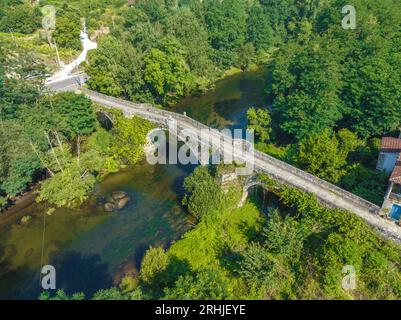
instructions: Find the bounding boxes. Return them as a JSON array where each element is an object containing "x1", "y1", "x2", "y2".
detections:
[
  {"x1": 42, "y1": 170, "x2": 401, "y2": 300},
  {"x1": 33, "y1": 110, "x2": 152, "y2": 209},
  {"x1": 0, "y1": 38, "x2": 151, "y2": 209},
  {"x1": 242, "y1": 0, "x2": 401, "y2": 203},
  {"x1": 0, "y1": 1, "x2": 42, "y2": 34},
  {"x1": 0, "y1": 1, "x2": 127, "y2": 70},
  {"x1": 140, "y1": 247, "x2": 169, "y2": 286},
  {"x1": 247, "y1": 107, "x2": 272, "y2": 143},
  {"x1": 1, "y1": 0, "x2": 394, "y2": 204},
  {"x1": 109, "y1": 110, "x2": 153, "y2": 165},
  {"x1": 1, "y1": 0, "x2": 400, "y2": 301},
  {"x1": 293, "y1": 129, "x2": 359, "y2": 184},
  {"x1": 163, "y1": 269, "x2": 232, "y2": 300},
  {"x1": 183, "y1": 165, "x2": 243, "y2": 220},
  {"x1": 85, "y1": 0, "x2": 281, "y2": 106},
  {"x1": 52, "y1": 3, "x2": 82, "y2": 50},
  {"x1": 267, "y1": 0, "x2": 401, "y2": 141}
]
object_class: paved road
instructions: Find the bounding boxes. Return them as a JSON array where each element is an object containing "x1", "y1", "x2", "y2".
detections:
[
  {"x1": 82, "y1": 89, "x2": 401, "y2": 243},
  {"x1": 46, "y1": 30, "x2": 96, "y2": 83},
  {"x1": 46, "y1": 73, "x2": 89, "y2": 92}
]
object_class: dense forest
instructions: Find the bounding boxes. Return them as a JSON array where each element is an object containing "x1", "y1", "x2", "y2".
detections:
[
  {"x1": 84, "y1": 0, "x2": 401, "y2": 204},
  {"x1": 0, "y1": 28, "x2": 152, "y2": 210},
  {"x1": 1, "y1": 0, "x2": 401, "y2": 300}
]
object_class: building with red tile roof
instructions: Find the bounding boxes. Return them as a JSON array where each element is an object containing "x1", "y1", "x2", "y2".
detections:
[{"x1": 377, "y1": 137, "x2": 401, "y2": 175}]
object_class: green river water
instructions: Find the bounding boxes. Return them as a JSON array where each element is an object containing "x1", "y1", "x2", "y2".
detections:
[{"x1": 0, "y1": 67, "x2": 268, "y2": 299}]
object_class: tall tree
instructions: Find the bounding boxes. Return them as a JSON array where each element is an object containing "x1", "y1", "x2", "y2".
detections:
[
  {"x1": 204, "y1": 0, "x2": 247, "y2": 67},
  {"x1": 163, "y1": 269, "x2": 232, "y2": 299},
  {"x1": 52, "y1": 3, "x2": 81, "y2": 50},
  {"x1": 144, "y1": 44, "x2": 190, "y2": 105},
  {"x1": 86, "y1": 36, "x2": 148, "y2": 101},
  {"x1": 0, "y1": 3, "x2": 41, "y2": 34},
  {"x1": 247, "y1": 107, "x2": 272, "y2": 143},
  {"x1": 51, "y1": 92, "x2": 96, "y2": 139},
  {"x1": 247, "y1": 4, "x2": 273, "y2": 51},
  {"x1": 270, "y1": 39, "x2": 343, "y2": 141},
  {"x1": 293, "y1": 129, "x2": 358, "y2": 183}
]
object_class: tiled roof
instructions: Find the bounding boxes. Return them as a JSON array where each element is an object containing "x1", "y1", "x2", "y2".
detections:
[
  {"x1": 390, "y1": 155, "x2": 401, "y2": 185},
  {"x1": 380, "y1": 137, "x2": 401, "y2": 152}
]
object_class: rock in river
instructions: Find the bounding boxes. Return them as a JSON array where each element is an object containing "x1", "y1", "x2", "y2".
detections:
[
  {"x1": 116, "y1": 196, "x2": 131, "y2": 209},
  {"x1": 104, "y1": 202, "x2": 115, "y2": 212},
  {"x1": 111, "y1": 191, "x2": 127, "y2": 201}
]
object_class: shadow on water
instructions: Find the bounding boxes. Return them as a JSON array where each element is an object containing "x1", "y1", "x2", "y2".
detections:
[
  {"x1": 172, "y1": 67, "x2": 268, "y2": 130},
  {"x1": 0, "y1": 160, "x2": 195, "y2": 299},
  {"x1": 52, "y1": 251, "x2": 113, "y2": 297}
]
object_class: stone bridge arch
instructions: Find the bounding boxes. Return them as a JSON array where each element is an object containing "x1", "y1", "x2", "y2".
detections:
[
  {"x1": 82, "y1": 89, "x2": 401, "y2": 243},
  {"x1": 144, "y1": 124, "x2": 202, "y2": 162},
  {"x1": 238, "y1": 174, "x2": 270, "y2": 208}
]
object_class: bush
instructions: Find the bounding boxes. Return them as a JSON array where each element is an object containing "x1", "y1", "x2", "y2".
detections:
[
  {"x1": 140, "y1": 247, "x2": 169, "y2": 286},
  {"x1": 0, "y1": 4, "x2": 41, "y2": 34}
]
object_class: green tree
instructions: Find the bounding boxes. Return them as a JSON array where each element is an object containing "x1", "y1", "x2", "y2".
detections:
[
  {"x1": 293, "y1": 129, "x2": 356, "y2": 183},
  {"x1": 0, "y1": 46, "x2": 46, "y2": 120},
  {"x1": 247, "y1": 107, "x2": 271, "y2": 143},
  {"x1": 164, "y1": 9, "x2": 213, "y2": 77},
  {"x1": 259, "y1": 0, "x2": 297, "y2": 44},
  {"x1": 182, "y1": 166, "x2": 223, "y2": 220},
  {"x1": 263, "y1": 209, "x2": 307, "y2": 261},
  {"x1": 51, "y1": 92, "x2": 96, "y2": 139},
  {"x1": 92, "y1": 288, "x2": 128, "y2": 300},
  {"x1": 346, "y1": 55, "x2": 401, "y2": 137},
  {"x1": 163, "y1": 269, "x2": 232, "y2": 300},
  {"x1": 1, "y1": 154, "x2": 40, "y2": 196},
  {"x1": 0, "y1": 120, "x2": 41, "y2": 196},
  {"x1": 111, "y1": 113, "x2": 153, "y2": 164},
  {"x1": 37, "y1": 166, "x2": 96, "y2": 208},
  {"x1": 239, "y1": 242, "x2": 293, "y2": 299},
  {"x1": 270, "y1": 40, "x2": 343, "y2": 141},
  {"x1": 0, "y1": 3, "x2": 41, "y2": 34},
  {"x1": 204, "y1": 0, "x2": 247, "y2": 67},
  {"x1": 247, "y1": 4, "x2": 273, "y2": 51},
  {"x1": 86, "y1": 36, "x2": 148, "y2": 101},
  {"x1": 39, "y1": 290, "x2": 84, "y2": 300},
  {"x1": 52, "y1": 4, "x2": 81, "y2": 50},
  {"x1": 237, "y1": 42, "x2": 255, "y2": 71},
  {"x1": 140, "y1": 247, "x2": 169, "y2": 286},
  {"x1": 340, "y1": 164, "x2": 388, "y2": 205},
  {"x1": 144, "y1": 46, "x2": 190, "y2": 105}
]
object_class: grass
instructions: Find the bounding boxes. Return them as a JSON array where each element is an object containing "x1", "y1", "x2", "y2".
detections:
[{"x1": 0, "y1": 31, "x2": 79, "y2": 70}]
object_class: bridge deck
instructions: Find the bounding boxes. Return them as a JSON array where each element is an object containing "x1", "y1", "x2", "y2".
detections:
[{"x1": 83, "y1": 89, "x2": 401, "y2": 243}]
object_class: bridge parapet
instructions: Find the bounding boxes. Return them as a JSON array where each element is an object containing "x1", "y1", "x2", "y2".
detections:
[
  {"x1": 82, "y1": 89, "x2": 401, "y2": 242},
  {"x1": 252, "y1": 150, "x2": 380, "y2": 214},
  {"x1": 83, "y1": 88, "x2": 380, "y2": 214}
]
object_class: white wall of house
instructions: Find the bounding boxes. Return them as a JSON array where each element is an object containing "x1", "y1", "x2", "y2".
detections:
[{"x1": 377, "y1": 152, "x2": 399, "y2": 174}]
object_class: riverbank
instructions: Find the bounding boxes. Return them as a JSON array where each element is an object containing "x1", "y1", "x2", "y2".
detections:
[
  {"x1": 0, "y1": 66, "x2": 268, "y2": 299},
  {"x1": 0, "y1": 192, "x2": 37, "y2": 227},
  {"x1": 0, "y1": 161, "x2": 195, "y2": 299},
  {"x1": 4, "y1": 65, "x2": 268, "y2": 218}
]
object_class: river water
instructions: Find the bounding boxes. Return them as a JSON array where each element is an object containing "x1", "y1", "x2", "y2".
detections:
[{"x1": 0, "y1": 67, "x2": 267, "y2": 299}]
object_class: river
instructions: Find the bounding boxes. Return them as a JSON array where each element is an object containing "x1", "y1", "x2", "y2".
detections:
[{"x1": 0, "y1": 67, "x2": 268, "y2": 299}]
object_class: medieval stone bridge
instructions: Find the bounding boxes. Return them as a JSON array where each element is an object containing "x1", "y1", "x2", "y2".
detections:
[{"x1": 81, "y1": 88, "x2": 401, "y2": 242}]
